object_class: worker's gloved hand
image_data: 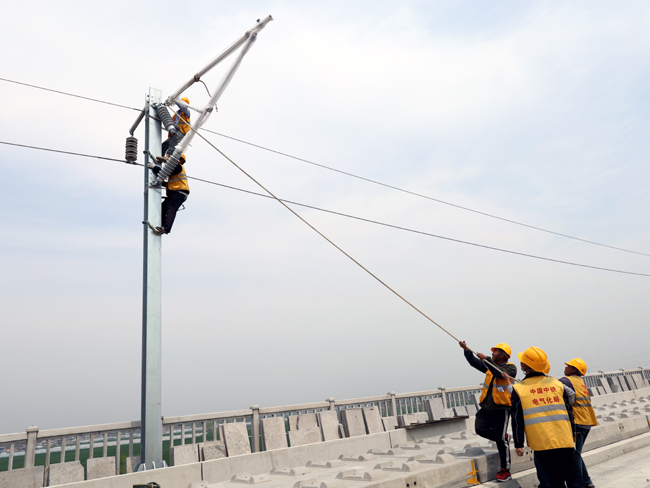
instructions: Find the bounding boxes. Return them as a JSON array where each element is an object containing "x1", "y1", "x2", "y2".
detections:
[{"x1": 147, "y1": 162, "x2": 155, "y2": 169}]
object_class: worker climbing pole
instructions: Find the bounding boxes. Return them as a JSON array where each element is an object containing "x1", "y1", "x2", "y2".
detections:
[{"x1": 124, "y1": 15, "x2": 273, "y2": 471}]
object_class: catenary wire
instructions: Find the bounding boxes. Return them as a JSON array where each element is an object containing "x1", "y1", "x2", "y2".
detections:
[
  {"x1": 591, "y1": 350, "x2": 650, "y2": 370},
  {"x1": 0, "y1": 77, "x2": 141, "y2": 112},
  {"x1": 3, "y1": 138, "x2": 650, "y2": 279},
  {"x1": 1, "y1": 75, "x2": 648, "y2": 258}
]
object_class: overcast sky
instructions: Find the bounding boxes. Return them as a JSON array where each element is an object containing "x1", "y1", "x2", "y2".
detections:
[{"x1": 2, "y1": 1, "x2": 649, "y2": 434}]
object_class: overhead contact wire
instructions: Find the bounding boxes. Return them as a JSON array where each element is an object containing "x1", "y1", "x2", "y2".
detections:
[
  {"x1": 0, "y1": 77, "x2": 141, "y2": 112},
  {"x1": 1, "y1": 75, "x2": 647, "y2": 258},
  {"x1": 3, "y1": 138, "x2": 649, "y2": 278}
]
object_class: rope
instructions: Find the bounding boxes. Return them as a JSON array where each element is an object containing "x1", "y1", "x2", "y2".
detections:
[{"x1": 190, "y1": 128, "x2": 466, "y2": 343}]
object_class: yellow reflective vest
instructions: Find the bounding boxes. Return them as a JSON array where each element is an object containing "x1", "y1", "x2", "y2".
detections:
[
  {"x1": 566, "y1": 376, "x2": 598, "y2": 427},
  {"x1": 173, "y1": 112, "x2": 191, "y2": 135},
  {"x1": 513, "y1": 376, "x2": 574, "y2": 451},
  {"x1": 479, "y1": 363, "x2": 514, "y2": 406},
  {"x1": 168, "y1": 164, "x2": 189, "y2": 192}
]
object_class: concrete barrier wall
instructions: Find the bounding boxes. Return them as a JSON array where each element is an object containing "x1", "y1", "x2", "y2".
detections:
[{"x1": 54, "y1": 463, "x2": 201, "y2": 488}]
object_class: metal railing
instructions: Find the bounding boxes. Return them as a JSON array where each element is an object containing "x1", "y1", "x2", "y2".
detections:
[{"x1": 3, "y1": 367, "x2": 647, "y2": 476}]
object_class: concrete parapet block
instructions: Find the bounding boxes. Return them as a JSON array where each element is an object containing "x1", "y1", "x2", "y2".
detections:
[
  {"x1": 340, "y1": 410, "x2": 366, "y2": 437},
  {"x1": 297, "y1": 414, "x2": 318, "y2": 430},
  {"x1": 317, "y1": 411, "x2": 340, "y2": 442},
  {"x1": 289, "y1": 426, "x2": 322, "y2": 447},
  {"x1": 381, "y1": 416, "x2": 398, "y2": 431},
  {"x1": 170, "y1": 443, "x2": 200, "y2": 466},
  {"x1": 361, "y1": 407, "x2": 384, "y2": 434},
  {"x1": 200, "y1": 441, "x2": 227, "y2": 461},
  {"x1": 425, "y1": 398, "x2": 445, "y2": 421},
  {"x1": 0, "y1": 466, "x2": 44, "y2": 488},
  {"x1": 45, "y1": 460, "x2": 84, "y2": 485},
  {"x1": 260, "y1": 417, "x2": 288, "y2": 451},
  {"x1": 223, "y1": 423, "x2": 252, "y2": 457},
  {"x1": 85, "y1": 457, "x2": 116, "y2": 481},
  {"x1": 125, "y1": 455, "x2": 140, "y2": 473}
]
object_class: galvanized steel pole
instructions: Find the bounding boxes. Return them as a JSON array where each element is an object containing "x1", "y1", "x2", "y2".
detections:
[{"x1": 140, "y1": 87, "x2": 164, "y2": 469}]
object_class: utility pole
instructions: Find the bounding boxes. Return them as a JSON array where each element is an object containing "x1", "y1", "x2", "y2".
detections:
[
  {"x1": 129, "y1": 16, "x2": 272, "y2": 471},
  {"x1": 139, "y1": 87, "x2": 164, "y2": 470}
]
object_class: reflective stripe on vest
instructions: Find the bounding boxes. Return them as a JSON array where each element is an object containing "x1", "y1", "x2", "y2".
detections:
[
  {"x1": 513, "y1": 376, "x2": 574, "y2": 451},
  {"x1": 168, "y1": 165, "x2": 189, "y2": 192},
  {"x1": 478, "y1": 363, "x2": 513, "y2": 406},
  {"x1": 566, "y1": 376, "x2": 598, "y2": 426}
]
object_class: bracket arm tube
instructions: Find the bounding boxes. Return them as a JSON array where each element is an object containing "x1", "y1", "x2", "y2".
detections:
[
  {"x1": 158, "y1": 34, "x2": 259, "y2": 182},
  {"x1": 129, "y1": 104, "x2": 148, "y2": 135},
  {"x1": 165, "y1": 15, "x2": 273, "y2": 105}
]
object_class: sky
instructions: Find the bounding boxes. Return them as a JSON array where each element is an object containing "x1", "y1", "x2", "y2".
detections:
[{"x1": 1, "y1": 1, "x2": 649, "y2": 434}]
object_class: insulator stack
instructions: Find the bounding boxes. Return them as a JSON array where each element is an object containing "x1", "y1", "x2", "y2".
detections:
[
  {"x1": 157, "y1": 151, "x2": 181, "y2": 182},
  {"x1": 155, "y1": 104, "x2": 176, "y2": 133},
  {"x1": 125, "y1": 137, "x2": 138, "y2": 163}
]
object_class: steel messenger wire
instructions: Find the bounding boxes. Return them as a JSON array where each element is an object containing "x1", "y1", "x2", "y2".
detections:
[
  {"x1": 1, "y1": 75, "x2": 649, "y2": 258},
  {"x1": 3, "y1": 138, "x2": 650, "y2": 278}
]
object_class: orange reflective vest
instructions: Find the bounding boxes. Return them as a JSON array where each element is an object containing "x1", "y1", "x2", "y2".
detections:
[
  {"x1": 566, "y1": 376, "x2": 598, "y2": 427},
  {"x1": 479, "y1": 363, "x2": 514, "y2": 406},
  {"x1": 168, "y1": 164, "x2": 189, "y2": 192},
  {"x1": 513, "y1": 376, "x2": 574, "y2": 451}
]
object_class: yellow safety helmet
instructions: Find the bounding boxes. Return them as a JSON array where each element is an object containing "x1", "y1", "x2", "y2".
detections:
[
  {"x1": 180, "y1": 153, "x2": 186, "y2": 163},
  {"x1": 543, "y1": 362, "x2": 551, "y2": 375},
  {"x1": 491, "y1": 343, "x2": 512, "y2": 358},
  {"x1": 564, "y1": 357, "x2": 587, "y2": 376},
  {"x1": 518, "y1": 346, "x2": 549, "y2": 373},
  {"x1": 181, "y1": 97, "x2": 190, "y2": 104}
]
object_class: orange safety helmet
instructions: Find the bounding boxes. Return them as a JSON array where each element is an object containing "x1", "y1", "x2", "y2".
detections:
[
  {"x1": 564, "y1": 358, "x2": 587, "y2": 376},
  {"x1": 518, "y1": 346, "x2": 549, "y2": 373},
  {"x1": 181, "y1": 97, "x2": 190, "y2": 104},
  {"x1": 491, "y1": 343, "x2": 512, "y2": 358}
]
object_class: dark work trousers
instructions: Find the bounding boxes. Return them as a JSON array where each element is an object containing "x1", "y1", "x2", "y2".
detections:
[
  {"x1": 475, "y1": 408, "x2": 510, "y2": 470},
  {"x1": 534, "y1": 448, "x2": 583, "y2": 488},
  {"x1": 161, "y1": 190, "x2": 188, "y2": 233},
  {"x1": 574, "y1": 427, "x2": 592, "y2": 485},
  {"x1": 162, "y1": 131, "x2": 183, "y2": 158}
]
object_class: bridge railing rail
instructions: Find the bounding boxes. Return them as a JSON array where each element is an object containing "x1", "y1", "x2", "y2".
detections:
[{"x1": 2, "y1": 367, "x2": 648, "y2": 474}]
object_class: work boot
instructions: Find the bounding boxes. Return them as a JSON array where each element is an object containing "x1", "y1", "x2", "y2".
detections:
[{"x1": 495, "y1": 469, "x2": 512, "y2": 482}]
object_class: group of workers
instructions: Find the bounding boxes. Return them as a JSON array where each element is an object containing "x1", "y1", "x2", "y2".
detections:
[
  {"x1": 148, "y1": 98, "x2": 192, "y2": 235},
  {"x1": 459, "y1": 341, "x2": 597, "y2": 488}
]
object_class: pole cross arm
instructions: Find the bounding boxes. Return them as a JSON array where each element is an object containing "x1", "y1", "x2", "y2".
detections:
[
  {"x1": 157, "y1": 16, "x2": 272, "y2": 183},
  {"x1": 164, "y1": 15, "x2": 273, "y2": 106}
]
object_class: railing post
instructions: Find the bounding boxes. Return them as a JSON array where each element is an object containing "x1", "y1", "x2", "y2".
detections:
[
  {"x1": 25, "y1": 426, "x2": 38, "y2": 468},
  {"x1": 250, "y1": 406, "x2": 260, "y2": 453},
  {"x1": 387, "y1": 392, "x2": 397, "y2": 417},
  {"x1": 438, "y1": 387, "x2": 447, "y2": 409},
  {"x1": 327, "y1": 398, "x2": 336, "y2": 411}
]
